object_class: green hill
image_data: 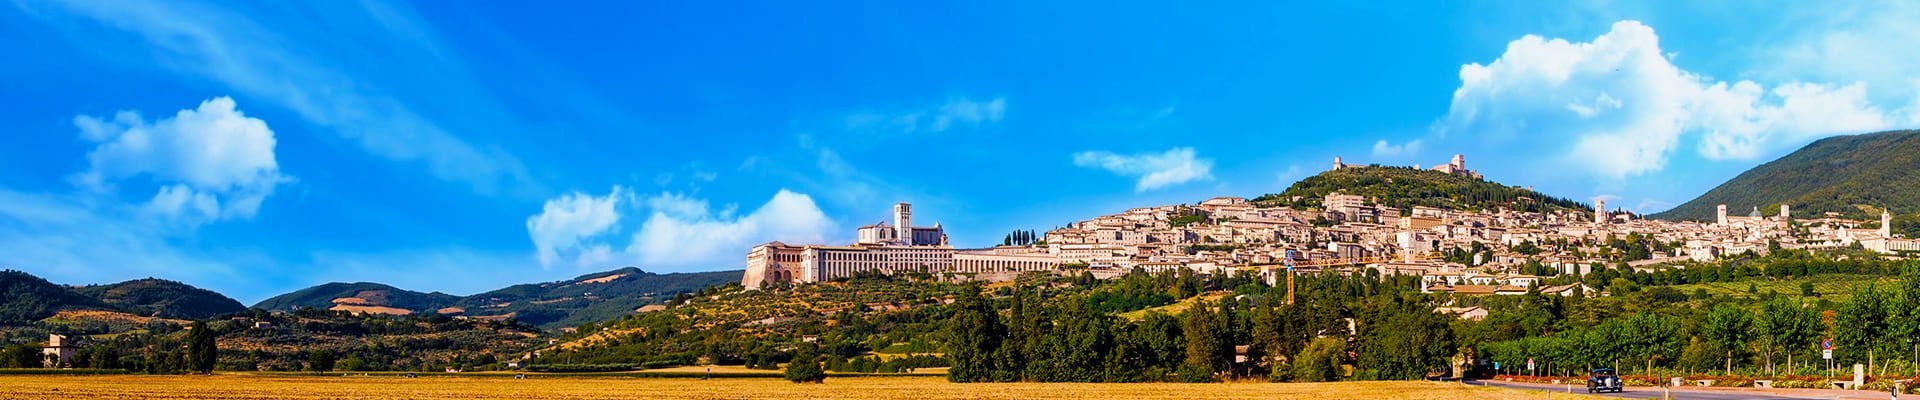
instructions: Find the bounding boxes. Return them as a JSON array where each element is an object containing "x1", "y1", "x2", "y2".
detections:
[
  {"x1": 252, "y1": 268, "x2": 740, "y2": 329},
  {"x1": 1254, "y1": 165, "x2": 1590, "y2": 214},
  {"x1": 1650, "y1": 130, "x2": 1920, "y2": 235},
  {"x1": 0, "y1": 270, "x2": 107, "y2": 324},
  {"x1": 70, "y1": 278, "x2": 247, "y2": 320},
  {"x1": 251, "y1": 282, "x2": 460, "y2": 313},
  {"x1": 453, "y1": 267, "x2": 740, "y2": 329}
]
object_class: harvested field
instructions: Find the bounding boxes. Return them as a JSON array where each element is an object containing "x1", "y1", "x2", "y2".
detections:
[{"x1": 0, "y1": 374, "x2": 1603, "y2": 400}]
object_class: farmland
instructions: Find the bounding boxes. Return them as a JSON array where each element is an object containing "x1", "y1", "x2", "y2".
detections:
[
  {"x1": 0, "y1": 374, "x2": 1600, "y2": 400},
  {"x1": 1664, "y1": 273, "x2": 1896, "y2": 302}
]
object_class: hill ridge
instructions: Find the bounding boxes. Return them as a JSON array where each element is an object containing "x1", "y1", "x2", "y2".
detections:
[{"x1": 1650, "y1": 129, "x2": 1920, "y2": 235}]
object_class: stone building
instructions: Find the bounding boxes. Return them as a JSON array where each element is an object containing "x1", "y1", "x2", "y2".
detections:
[{"x1": 42, "y1": 334, "x2": 77, "y2": 368}]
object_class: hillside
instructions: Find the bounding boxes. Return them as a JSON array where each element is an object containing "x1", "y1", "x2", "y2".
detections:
[
  {"x1": 251, "y1": 268, "x2": 740, "y2": 329},
  {"x1": 452, "y1": 267, "x2": 740, "y2": 329},
  {"x1": 1651, "y1": 130, "x2": 1920, "y2": 235},
  {"x1": 251, "y1": 282, "x2": 460, "y2": 315},
  {"x1": 0, "y1": 270, "x2": 106, "y2": 324},
  {"x1": 70, "y1": 278, "x2": 247, "y2": 320},
  {"x1": 1253, "y1": 165, "x2": 1590, "y2": 214}
]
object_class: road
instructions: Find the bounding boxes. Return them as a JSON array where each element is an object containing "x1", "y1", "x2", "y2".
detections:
[{"x1": 1468, "y1": 379, "x2": 1857, "y2": 400}]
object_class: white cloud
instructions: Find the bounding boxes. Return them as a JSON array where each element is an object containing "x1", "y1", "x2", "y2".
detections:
[
  {"x1": 1274, "y1": 165, "x2": 1307, "y2": 188},
  {"x1": 72, "y1": 97, "x2": 287, "y2": 223},
  {"x1": 1759, "y1": 1, "x2": 1920, "y2": 105},
  {"x1": 1371, "y1": 139, "x2": 1423, "y2": 158},
  {"x1": 0, "y1": 98, "x2": 299, "y2": 301},
  {"x1": 1633, "y1": 199, "x2": 1674, "y2": 214},
  {"x1": 26, "y1": 1, "x2": 528, "y2": 192},
  {"x1": 1072, "y1": 147, "x2": 1215, "y2": 192},
  {"x1": 1440, "y1": 20, "x2": 1908, "y2": 179},
  {"x1": 626, "y1": 190, "x2": 833, "y2": 268},
  {"x1": 526, "y1": 186, "x2": 629, "y2": 268},
  {"x1": 844, "y1": 96, "x2": 1006, "y2": 133},
  {"x1": 523, "y1": 188, "x2": 836, "y2": 270},
  {"x1": 0, "y1": 188, "x2": 248, "y2": 297},
  {"x1": 931, "y1": 97, "x2": 1007, "y2": 132}
]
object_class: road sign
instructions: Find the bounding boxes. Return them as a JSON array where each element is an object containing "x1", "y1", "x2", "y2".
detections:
[
  {"x1": 1527, "y1": 358, "x2": 1535, "y2": 371},
  {"x1": 1824, "y1": 349, "x2": 1834, "y2": 360},
  {"x1": 1823, "y1": 339, "x2": 1835, "y2": 351}
]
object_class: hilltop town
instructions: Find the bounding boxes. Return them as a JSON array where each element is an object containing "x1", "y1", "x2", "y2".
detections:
[{"x1": 745, "y1": 154, "x2": 1920, "y2": 296}]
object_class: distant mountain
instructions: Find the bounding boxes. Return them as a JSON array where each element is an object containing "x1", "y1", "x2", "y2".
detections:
[
  {"x1": 70, "y1": 278, "x2": 247, "y2": 320},
  {"x1": 251, "y1": 282, "x2": 461, "y2": 315},
  {"x1": 251, "y1": 268, "x2": 741, "y2": 329},
  {"x1": 452, "y1": 267, "x2": 740, "y2": 329},
  {"x1": 0, "y1": 270, "x2": 107, "y2": 324},
  {"x1": 1255, "y1": 165, "x2": 1590, "y2": 214},
  {"x1": 1650, "y1": 130, "x2": 1920, "y2": 235}
]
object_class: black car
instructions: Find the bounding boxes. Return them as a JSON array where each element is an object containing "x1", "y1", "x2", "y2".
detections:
[{"x1": 1587, "y1": 368, "x2": 1623, "y2": 393}]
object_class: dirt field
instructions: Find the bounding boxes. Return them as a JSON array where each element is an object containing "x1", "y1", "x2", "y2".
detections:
[{"x1": 0, "y1": 374, "x2": 1604, "y2": 400}]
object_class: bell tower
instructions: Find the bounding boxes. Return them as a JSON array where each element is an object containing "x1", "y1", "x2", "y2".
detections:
[{"x1": 894, "y1": 202, "x2": 913, "y2": 245}]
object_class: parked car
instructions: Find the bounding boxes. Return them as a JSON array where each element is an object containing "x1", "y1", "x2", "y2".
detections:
[{"x1": 1587, "y1": 368, "x2": 1623, "y2": 393}]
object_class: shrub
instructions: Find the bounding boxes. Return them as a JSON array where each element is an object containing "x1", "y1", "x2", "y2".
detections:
[{"x1": 785, "y1": 346, "x2": 825, "y2": 383}]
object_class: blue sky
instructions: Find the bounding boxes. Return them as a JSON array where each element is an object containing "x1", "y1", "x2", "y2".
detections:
[{"x1": 3, "y1": 1, "x2": 1917, "y2": 303}]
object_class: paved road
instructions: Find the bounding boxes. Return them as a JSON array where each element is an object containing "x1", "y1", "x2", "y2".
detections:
[{"x1": 1468, "y1": 380, "x2": 1843, "y2": 400}]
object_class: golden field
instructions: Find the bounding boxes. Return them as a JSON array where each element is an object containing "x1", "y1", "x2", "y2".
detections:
[{"x1": 0, "y1": 374, "x2": 1604, "y2": 400}]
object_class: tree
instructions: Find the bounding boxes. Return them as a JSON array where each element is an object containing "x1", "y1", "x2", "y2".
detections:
[
  {"x1": 1894, "y1": 268, "x2": 1920, "y2": 374},
  {"x1": 1356, "y1": 304, "x2": 1455, "y2": 380},
  {"x1": 942, "y1": 285, "x2": 1004, "y2": 382},
  {"x1": 307, "y1": 350, "x2": 336, "y2": 373},
  {"x1": 1835, "y1": 286, "x2": 1891, "y2": 373},
  {"x1": 1250, "y1": 302, "x2": 1281, "y2": 371},
  {"x1": 186, "y1": 320, "x2": 217, "y2": 374},
  {"x1": 785, "y1": 344, "x2": 826, "y2": 383},
  {"x1": 1622, "y1": 312, "x2": 1681, "y2": 374},
  {"x1": 1704, "y1": 304, "x2": 1755, "y2": 375},
  {"x1": 1181, "y1": 299, "x2": 1227, "y2": 376},
  {"x1": 1292, "y1": 336, "x2": 1346, "y2": 382},
  {"x1": 90, "y1": 343, "x2": 120, "y2": 371},
  {"x1": 3, "y1": 344, "x2": 39, "y2": 368},
  {"x1": 1759, "y1": 299, "x2": 1821, "y2": 375}
]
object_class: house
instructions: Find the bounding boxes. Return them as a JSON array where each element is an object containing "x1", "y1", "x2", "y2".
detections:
[
  {"x1": 1539, "y1": 283, "x2": 1600, "y2": 298},
  {"x1": 1433, "y1": 306, "x2": 1489, "y2": 321},
  {"x1": 42, "y1": 334, "x2": 78, "y2": 368}
]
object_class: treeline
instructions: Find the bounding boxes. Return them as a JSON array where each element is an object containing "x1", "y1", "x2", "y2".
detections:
[
  {"x1": 1473, "y1": 266, "x2": 1920, "y2": 378},
  {"x1": 1254, "y1": 166, "x2": 1589, "y2": 214},
  {"x1": 946, "y1": 272, "x2": 1457, "y2": 382},
  {"x1": 1002, "y1": 230, "x2": 1040, "y2": 246},
  {"x1": 1570, "y1": 248, "x2": 1908, "y2": 295},
  {"x1": 532, "y1": 276, "x2": 956, "y2": 372}
]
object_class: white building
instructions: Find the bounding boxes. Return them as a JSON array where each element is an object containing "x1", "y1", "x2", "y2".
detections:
[
  {"x1": 743, "y1": 202, "x2": 954, "y2": 289},
  {"x1": 42, "y1": 334, "x2": 77, "y2": 368}
]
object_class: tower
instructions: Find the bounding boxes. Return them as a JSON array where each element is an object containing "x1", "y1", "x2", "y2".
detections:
[
  {"x1": 894, "y1": 202, "x2": 913, "y2": 245},
  {"x1": 1594, "y1": 199, "x2": 1606, "y2": 224},
  {"x1": 1332, "y1": 156, "x2": 1345, "y2": 170},
  {"x1": 1780, "y1": 204, "x2": 1791, "y2": 221},
  {"x1": 1881, "y1": 209, "x2": 1892, "y2": 238},
  {"x1": 1450, "y1": 154, "x2": 1465, "y2": 170},
  {"x1": 1716, "y1": 204, "x2": 1728, "y2": 226}
]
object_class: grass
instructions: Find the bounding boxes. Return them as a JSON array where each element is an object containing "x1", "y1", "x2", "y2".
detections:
[
  {"x1": 1665, "y1": 274, "x2": 1897, "y2": 302},
  {"x1": 0, "y1": 374, "x2": 1604, "y2": 400},
  {"x1": 1119, "y1": 292, "x2": 1226, "y2": 320}
]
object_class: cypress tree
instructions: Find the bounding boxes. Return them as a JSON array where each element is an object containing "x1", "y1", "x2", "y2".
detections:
[
  {"x1": 943, "y1": 284, "x2": 1004, "y2": 382},
  {"x1": 186, "y1": 320, "x2": 217, "y2": 374}
]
